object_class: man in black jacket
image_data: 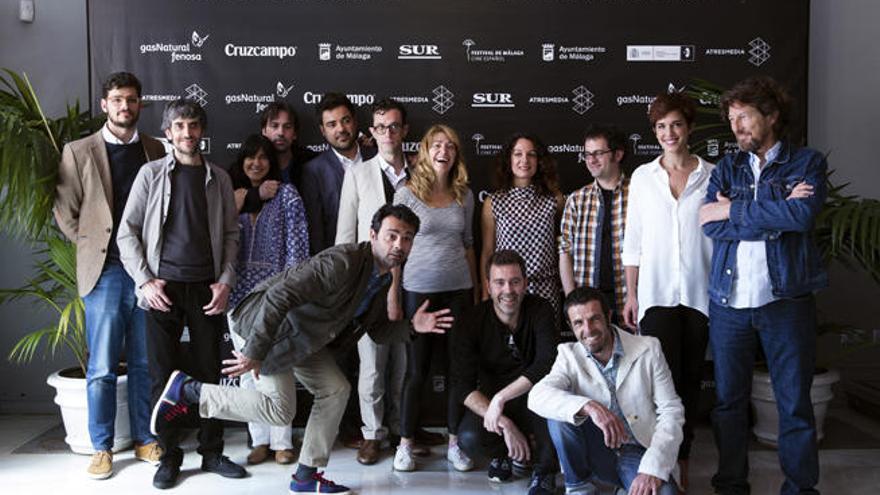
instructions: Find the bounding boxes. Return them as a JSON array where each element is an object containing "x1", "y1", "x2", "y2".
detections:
[{"x1": 451, "y1": 250, "x2": 559, "y2": 495}]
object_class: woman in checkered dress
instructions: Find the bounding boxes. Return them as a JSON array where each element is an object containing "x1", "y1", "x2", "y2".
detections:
[{"x1": 480, "y1": 133, "x2": 564, "y2": 319}]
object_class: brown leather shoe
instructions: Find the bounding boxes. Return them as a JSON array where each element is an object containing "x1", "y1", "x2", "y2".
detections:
[
  {"x1": 275, "y1": 448, "x2": 297, "y2": 465},
  {"x1": 246, "y1": 445, "x2": 270, "y2": 465},
  {"x1": 356, "y1": 439, "x2": 381, "y2": 465},
  {"x1": 414, "y1": 428, "x2": 446, "y2": 446},
  {"x1": 340, "y1": 429, "x2": 364, "y2": 449}
]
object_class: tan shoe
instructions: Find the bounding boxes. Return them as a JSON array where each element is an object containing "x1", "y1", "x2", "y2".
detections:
[
  {"x1": 274, "y1": 448, "x2": 297, "y2": 464},
  {"x1": 134, "y1": 441, "x2": 163, "y2": 465},
  {"x1": 87, "y1": 450, "x2": 113, "y2": 480},
  {"x1": 356, "y1": 439, "x2": 381, "y2": 465},
  {"x1": 247, "y1": 444, "x2": 271, "y2": 465}
]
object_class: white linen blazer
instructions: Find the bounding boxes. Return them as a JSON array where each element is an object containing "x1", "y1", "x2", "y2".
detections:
[
  {"x1": 528, "y1": 328, "x2": 684, "y2": 483},
  {"x1": 335, "y1": 155, "x2": 388, "y2": 244}
]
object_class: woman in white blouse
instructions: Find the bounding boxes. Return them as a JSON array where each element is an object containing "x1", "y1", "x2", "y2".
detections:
[{"x1": 621, "y1": 92, "x2": 712, "y2": 491}]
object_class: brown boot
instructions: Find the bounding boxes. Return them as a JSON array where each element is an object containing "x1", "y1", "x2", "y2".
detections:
[
  {"x1": 247, "y1": 445, "x2": 270, "y2": 465},
  {"x1": 275, "y1": 448, "x2": 297, "y2": 465},
  {"x1": 357, "y1": 439, "x2": 381, "y2": 465},
  {"x1": 678, "y1": 458, "x2": 689, "y2": 493}
]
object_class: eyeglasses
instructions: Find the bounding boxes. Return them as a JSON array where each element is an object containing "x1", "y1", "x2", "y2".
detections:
[
  {"x1": 372, "y1": 123, "x2": 403, "y2": 135},
  {"x1": 580, "y1": 149, "x2": 613, "y2": 160}
]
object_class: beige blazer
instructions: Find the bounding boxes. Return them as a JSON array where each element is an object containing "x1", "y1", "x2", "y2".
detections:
[
  {"x1": 528, "y1": 328, "x2": 684, "y2": 484},
  {"x1": 53, "y1": 130, "x2": 166, "y2": 296},
  {"x1": 335, "y1": 155, "x2": 389, "y2": 244}
]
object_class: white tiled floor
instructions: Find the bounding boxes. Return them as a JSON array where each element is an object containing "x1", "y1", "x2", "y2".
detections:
[{"x1": 2, "y1": 406, "x2": 880, "y2": 494}]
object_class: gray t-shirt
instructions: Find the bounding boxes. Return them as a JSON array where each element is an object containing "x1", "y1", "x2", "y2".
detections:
[{"x1": 394, "y1": 186, "x2": 474, "y2": 293}]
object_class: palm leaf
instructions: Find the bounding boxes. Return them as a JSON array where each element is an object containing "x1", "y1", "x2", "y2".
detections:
[
  {"x1": 0, "y1": 231, "x2": 86, "y2": 373},
  {"x1": 0, "y1": 69, "x2": 103, "y2": 239}
]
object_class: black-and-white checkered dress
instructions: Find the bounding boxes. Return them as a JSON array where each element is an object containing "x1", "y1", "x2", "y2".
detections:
[{"x1": 491, "y1": 185, "x2": 561, "y2": 315}]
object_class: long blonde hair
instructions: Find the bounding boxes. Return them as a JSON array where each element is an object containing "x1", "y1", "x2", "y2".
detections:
[{"x1": 407, "y1": 124, "x2": 470, "y2": 205}]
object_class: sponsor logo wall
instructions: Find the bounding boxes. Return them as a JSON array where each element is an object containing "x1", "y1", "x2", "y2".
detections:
[{"x1": 90, "y1": 0, "x2": 808, "y2": 197}]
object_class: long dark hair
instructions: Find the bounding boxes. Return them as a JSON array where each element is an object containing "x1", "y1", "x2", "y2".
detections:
[
  {"x1": 494, "y1": 132, "x2": 559, "y2": 197},
  {"x1": 229, "y1": 134, "x2": 281, "y2": 189}
]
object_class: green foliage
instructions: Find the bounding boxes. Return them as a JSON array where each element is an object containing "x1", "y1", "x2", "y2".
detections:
[
  {"x1": 3, "y1": 232, "x2": 86, "y2": 372},
  {"x1": 816, "y1": 179, "x2": 880, "y2": 284},
  {"x1": 0, "y1": 69, "x2": 103, "y2": 374},
  {"x1": 0, "y1": 69, "x2": 103, "y2": 239}
]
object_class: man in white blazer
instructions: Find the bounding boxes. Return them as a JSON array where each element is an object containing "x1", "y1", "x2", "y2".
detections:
[
  {"x1": 528, "y1": 287, "x2": 683, "y2": 495},
  {"x1": 334, "y1": 98, "x2": 411, "y2": 465}
]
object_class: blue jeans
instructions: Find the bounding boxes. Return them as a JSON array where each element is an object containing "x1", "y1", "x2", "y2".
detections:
[
  {"x1": 547, "y1": 419, "x2": 678, "y2": 495},
  {"x1": 709, "y1": 297, "x2": 820, "y2": 495},
  {"x1": 84, "y1": 263, "x2": 153, "y2": 450}
]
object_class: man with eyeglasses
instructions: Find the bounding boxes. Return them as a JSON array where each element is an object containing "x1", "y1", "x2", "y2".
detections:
[
  {"x1": 559, "y1": 124, "x2": 630, "y2": 327},
  {"x1": 451, "y1": 250, "x2": 559, "y2": 495},
  {"x1": 54, "y1": 71, "x2": 166, "y2": 479},
  {"x1": 336, "y1": 97, "x2": 426, "y2": 465}
]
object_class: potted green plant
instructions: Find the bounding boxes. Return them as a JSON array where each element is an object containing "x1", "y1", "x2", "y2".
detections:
[
  {"x1": 685, "y1": 79, "x2": 880, "y2": 446},
  {"x1": 0, "y1": 69, "x2": 127, "y2": 453}
]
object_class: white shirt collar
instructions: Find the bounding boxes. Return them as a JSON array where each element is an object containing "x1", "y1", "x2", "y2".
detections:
[
  {"x1": 748, "y1": 140, "x2": 782, "y2": 170},
  {"x1": 378, "y1": 153, "x2": 407, "y2": 176},
  {"x1": 101, "y1": 123, "x2": 140, "y2": 145},
  {"x1": 332, "y1": 145, "x2": 363, "y2": 169}
]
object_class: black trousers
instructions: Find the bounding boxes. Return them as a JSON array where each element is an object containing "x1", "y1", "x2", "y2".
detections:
[
  {"x1": 399, "y1": 288, "x2": 471, "y2": 438},
  {"x1": 457, "y1": 392, "x2": 559, "y2": 475},
  {"x1": 145, "y1": 280, "x2": 225, "y2": 461},
  {"x1": 638, "y1": 304, "x2": 708, "y2": 460}
]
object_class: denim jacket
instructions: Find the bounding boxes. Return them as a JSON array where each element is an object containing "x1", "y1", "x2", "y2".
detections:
[{"x1": 702, "y1": 141, "x2": 828, "y2": 305}]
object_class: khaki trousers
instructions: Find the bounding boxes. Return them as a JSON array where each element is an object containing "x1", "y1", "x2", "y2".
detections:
[
  {"x1": 357, "y1": 334, "x2": 406, "y2": 440},
  {"x1": 200, "y1": 348, "x2": 350, "y2": 467}
]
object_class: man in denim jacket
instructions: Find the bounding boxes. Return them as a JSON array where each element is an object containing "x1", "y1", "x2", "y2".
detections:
[{"x1": 699, "y1": 76, "x2": 828, "y2": 495}]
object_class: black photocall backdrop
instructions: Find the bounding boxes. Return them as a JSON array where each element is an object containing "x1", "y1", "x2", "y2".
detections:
[
  {"x1": 89, "y1": 0, "x2": 809, "y2": 195},
  {"x1": 88, "y1": 0, "x2": 809, "y2": 421}
]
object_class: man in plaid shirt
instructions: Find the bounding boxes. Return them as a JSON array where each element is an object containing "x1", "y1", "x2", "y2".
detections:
[{"x1": 559, "y1": 125, "x2": 629, "y2": 328}]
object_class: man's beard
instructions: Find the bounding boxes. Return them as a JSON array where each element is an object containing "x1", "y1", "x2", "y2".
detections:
[{"x1": 109, "y1": 113, "x2": 138, "y2": 129}]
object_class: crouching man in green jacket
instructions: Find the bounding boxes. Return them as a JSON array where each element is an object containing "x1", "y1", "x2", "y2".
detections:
[{"x1": 150, "y1": 204, "x2": 451, "y2": 495}]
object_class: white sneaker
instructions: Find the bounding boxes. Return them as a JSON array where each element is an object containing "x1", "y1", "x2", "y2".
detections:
[
  {"x1": 446, "y1": 443, "x2": 474, "y2": 472},
  {"x1": 393, "y1": 444, "x2": 416, "y2": 471}
]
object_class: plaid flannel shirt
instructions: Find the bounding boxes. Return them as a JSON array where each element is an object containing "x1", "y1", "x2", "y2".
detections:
[{"x1": 559, "y1": 175, "x2": 630, "y2": 316}]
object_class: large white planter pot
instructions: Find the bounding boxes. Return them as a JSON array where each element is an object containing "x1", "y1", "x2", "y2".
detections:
[
  {"x1": 751, "y1": 368, "x2": 840, "y2": 447},
  {"x1": 46, "y1": 368, "x2": 133, "y2": 454}
]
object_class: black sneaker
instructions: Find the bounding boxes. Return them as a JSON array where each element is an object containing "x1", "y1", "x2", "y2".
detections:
[
  {"x1": 487, "y1": 457, "x2": 513, "y2": 483},
  {"x1": 201, "y1": 454, "x2": 247, "y2": 478},
  {"x1": 527, "y1": 472, "x2": 556, "y2": 495},
  {"x1": 153, "y1": 457, "x2": 181, "y2": 490},
  {"x1": 512, "y1": 458, "x2": 533, "y2": 478}
]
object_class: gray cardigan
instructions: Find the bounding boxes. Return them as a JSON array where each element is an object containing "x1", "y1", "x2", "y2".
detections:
[
  {"x1": 232, "y1": 242, "x2": 411, "y2": 374},
  {"x1": 117, "y1": 154, "x2": 239, "y2": 309}
]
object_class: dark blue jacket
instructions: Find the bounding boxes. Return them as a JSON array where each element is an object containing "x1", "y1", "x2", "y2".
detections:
[
  {"x1": 702, "y1": 141, "x2": 828, "y2": 305},
  {"x1": 300, "y1": 145, "x2": 376, "y2": 255}
]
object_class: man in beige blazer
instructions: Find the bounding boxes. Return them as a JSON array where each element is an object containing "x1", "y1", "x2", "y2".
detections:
[
  {"x1": 53, "y1": 72, "x2": 166, "y2": 480},
  {"x1": 529, "y1": 287, "x2": 684, "y2": 495},
  {"x1": 335, "y1": 98, "x2": 418, "y2": 465}
]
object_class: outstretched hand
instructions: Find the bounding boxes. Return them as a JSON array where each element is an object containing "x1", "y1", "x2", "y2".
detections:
[
  {"x1": 411, "y1": 299, "x2": 454, "y2": 334},
  {"x1": 221, "y1": 349, "x2": 262, "y2": 379}
]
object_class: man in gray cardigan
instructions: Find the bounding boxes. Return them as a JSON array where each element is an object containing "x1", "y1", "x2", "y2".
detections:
[{"x1": 151, "y1": 204, "x2": 452, "y2": 495}]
